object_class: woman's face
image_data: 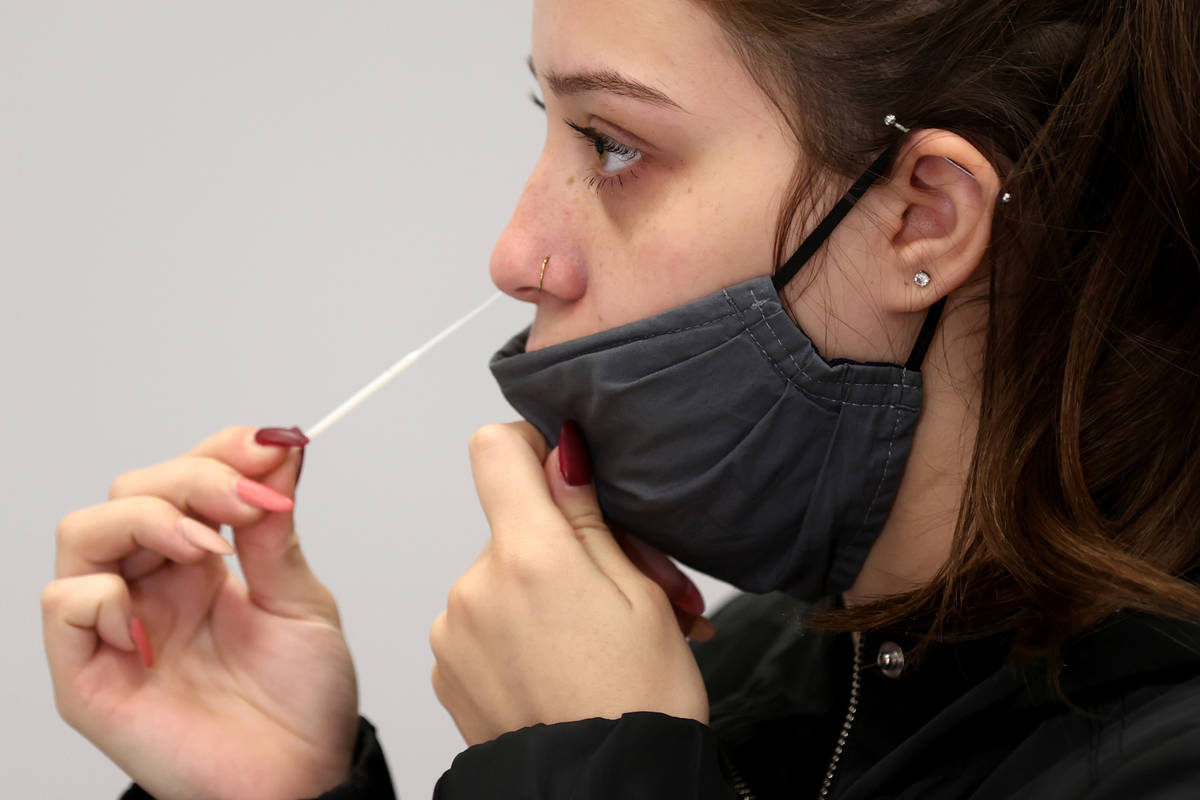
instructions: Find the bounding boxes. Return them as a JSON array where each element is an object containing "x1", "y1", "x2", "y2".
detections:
[{"x1": 490, "y1": 0, "x2": 800, "y2": 352}]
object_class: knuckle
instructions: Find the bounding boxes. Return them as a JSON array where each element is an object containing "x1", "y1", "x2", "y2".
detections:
[
  {"x1": 217, "y1": 425, "x2": 251, "y2": 449},
  {"x1": 40, "y1": 580, "x2": 67, "y2": 614},
  {"x1": 107, "y1": 470, "x2": 137, "y2": 500},
  {"x1": 492, "y1": 544, "x2": 544, "y2": 583},
  {"x1": 430, "y1": 663, "x2": 450, "y2": 706},
  {"x1": 92, "y1": 572, "x2": 128, "y2": 599},
  {"x1": 184, "y1": 454, "x2": 224, "y2": 478},
  {"x1": 445, "y1": 575, "x2": 478, "y2": 616},
  {"x1": 429, "y1": 612, "x2": 448, "y2": 655},
  {"x1": 309, "y1": 582, "x2": 341, "y2": 625},
  {"x1": 182, "y1": 456, "x2": 238, "y2": 494},
  {"x1": 313, "y1": 581, "x2": 337, "y2": 611},
  {"x1": 566, "y1": 510, "x2": 609, "y2": 536},
  {"x1": 494, "y1": 545, "x2": 578, "y2": 601},
  {"x1": 52, "y1": 687, "x2": 81, "y2": 729},
  {"x1": 445, "y1": 564, "x2": 499, "y2": 622},
  {"x1": 501, "y1": 552, "x2": 532, "y2": 584},
  {"x1": 54, "y1": 510, "x2": 87, "y2": 551}
]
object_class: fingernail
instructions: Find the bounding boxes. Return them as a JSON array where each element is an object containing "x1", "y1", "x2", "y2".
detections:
[
  {"x1": 255, "y1": 427, "x2": 308, "y2": 490},
  {"x1": 234, "y1": 477, "x2": 295, "y2": 513},
  {"x1": 689, "y1": 616, "x2": 717, "y2": 643},
  {"x1": 129, "y1": 617, "x2": 154, "y2": 668},
  {"x1": 178, "y1": 517, "x2": 234, "y2": 556},
  {"x1": 679, "y1": 581, "x2": 706, "y2": 617},
  {"x1": 557, "y1": 420, "x2": 593, "y2": 487},
  {"x1": 255, "y1": 426, "x2": 310, "y2": 448}
]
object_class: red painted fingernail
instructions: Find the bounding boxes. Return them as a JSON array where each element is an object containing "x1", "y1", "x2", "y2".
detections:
[
  {"x1": 234, "y1": 477, "x2": 295, "y2": 512},
  {"x1": 255, "y1": 426, "x2": 310, "y2": 448},
  {"x1": 679, "y1": 581, "x2": 706, "y2": 617},
  {"x1": 253, "y1": 427, "x2": 307, "y2": 488},
  {"x1": 129, "y1": 617, "x2": 154, "y2": 668},
  {"x1": 557, "y1": 421, "x2": 593, "y2": 487}
]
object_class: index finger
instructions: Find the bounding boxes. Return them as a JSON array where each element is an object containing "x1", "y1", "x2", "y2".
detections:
[{"x1": 186, "y1": 425, "x2": 296, "y2": 479}]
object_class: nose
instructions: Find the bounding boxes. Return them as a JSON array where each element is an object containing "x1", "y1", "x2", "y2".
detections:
[{"x1": 489, "y1": 157, "x2": 587, "y2": 305}]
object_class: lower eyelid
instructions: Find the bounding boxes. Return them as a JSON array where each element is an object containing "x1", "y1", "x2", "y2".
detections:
[{"x1": 585, "y1": 165, "x2": 642, "y2": 193}]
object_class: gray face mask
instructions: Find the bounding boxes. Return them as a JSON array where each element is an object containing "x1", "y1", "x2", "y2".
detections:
[{"x1": 489, "y1": 146, "x2": 944, "y2": 598}]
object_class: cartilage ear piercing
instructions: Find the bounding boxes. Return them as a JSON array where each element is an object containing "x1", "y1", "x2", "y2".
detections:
[
  {"x1": 538, "y1": 256, "x2": 549, "y2": 292},
  {"x1": 913, "y1": 271, "x2": 932, "y2": 288},
  {"x1": 884, "y1": 114, "x2": 911, "y2": 134}
]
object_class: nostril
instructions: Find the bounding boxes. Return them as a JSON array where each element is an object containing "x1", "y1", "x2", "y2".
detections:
[
  {"x1": 503, "y1": 286, "x2": 544, "y2": 305},
  {"x1": 491, "y1": 246, "x2": 583, "y2": 304}
]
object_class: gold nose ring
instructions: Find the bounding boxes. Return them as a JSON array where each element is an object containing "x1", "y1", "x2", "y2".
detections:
[{"x1": 537, "y1": 256, "x2": 549, "y2": 292}]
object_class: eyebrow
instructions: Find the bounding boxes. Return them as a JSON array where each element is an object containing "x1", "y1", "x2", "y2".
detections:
[{"x1": 527, "y1": 56, "x2": 683, "y2": 112}]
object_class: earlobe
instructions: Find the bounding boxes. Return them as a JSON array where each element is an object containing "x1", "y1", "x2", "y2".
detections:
[{"x1": 880, "y1": 131, "x2": 1001, "y2": 312}]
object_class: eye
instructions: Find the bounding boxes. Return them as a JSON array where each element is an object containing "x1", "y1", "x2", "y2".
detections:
[{"x1": 566, "y1": 121, "x2": 643, "y2": 175}]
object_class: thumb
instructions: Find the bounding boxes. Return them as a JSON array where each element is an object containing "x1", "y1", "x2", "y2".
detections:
[
  {"x1": 234, "y1": 431, "x2": 334, "y2": 622},
  {"x1": 544, "y1": 422, "x2": 643, "y2": 587}
]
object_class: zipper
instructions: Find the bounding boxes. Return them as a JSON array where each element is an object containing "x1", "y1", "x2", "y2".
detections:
[
  {"x1": 818, "y1": 633, "x2": 863, "y2": 799},
  {"x1": 720, "y1": 633, "x2": 863, "y2": 800},
  {"x1": 722, "y1": 752, "x2": 756, "y2": 799},
  {"x1": 728, "y1": 762, "x2": 756, "y2": 800}
]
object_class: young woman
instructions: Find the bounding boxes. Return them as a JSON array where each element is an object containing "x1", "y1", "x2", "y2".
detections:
[{"x1": 43, "y1": 0, "x2": 1200, "y2": 797}]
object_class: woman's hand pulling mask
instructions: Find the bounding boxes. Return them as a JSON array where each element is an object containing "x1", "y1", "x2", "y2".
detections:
[{"x1": 430, "y1": 421, "x2": 711, "y2": 746}]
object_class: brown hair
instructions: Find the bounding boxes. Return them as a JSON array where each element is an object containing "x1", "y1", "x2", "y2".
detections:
[{"x1": 691, "y1": 0, "x2": 1200, "y2": 657}]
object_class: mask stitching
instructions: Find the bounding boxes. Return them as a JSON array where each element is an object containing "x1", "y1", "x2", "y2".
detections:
[
  {"x1": 727, "y1": 290, "x2": 921, "y2": 410},
  {"x1": 507, "y1": 312, "x2": 742, "y2": 362},
  {"x1": 853, "y1": 406, "x2": 903, "y2": 546},
  {"x1": 748, "y1": 287, "x2": 921, "y2": 392},
  {"x1": 736, "y1": 301, "x2": 901, "y2": 408}
]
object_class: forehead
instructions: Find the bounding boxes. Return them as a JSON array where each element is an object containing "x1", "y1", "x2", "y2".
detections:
[{"x1": 531, "y1": 0, "x2": 762, "y2": 117}]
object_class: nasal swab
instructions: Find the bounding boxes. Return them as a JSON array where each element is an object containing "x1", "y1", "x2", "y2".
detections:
[{"x1": 304, "y1": 291, "x2": 504, "y2": 441}]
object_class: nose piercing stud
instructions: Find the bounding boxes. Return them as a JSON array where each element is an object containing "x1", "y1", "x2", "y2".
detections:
[
  {"x1": 538, "y1": 256, "x2": 549, "y2": 292},
  {"x1": 913, "y1": 271, "x2": 932, "y2": 287}
]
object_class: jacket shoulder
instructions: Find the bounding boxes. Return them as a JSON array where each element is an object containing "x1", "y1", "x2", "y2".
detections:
[{"x1": 973, "y1": 674, "x2": 1200, "y2": 799}]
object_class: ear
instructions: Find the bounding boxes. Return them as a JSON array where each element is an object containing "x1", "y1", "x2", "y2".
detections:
[{"x1": 867, "y1": 130, "x2": 1001, "y2": 313}]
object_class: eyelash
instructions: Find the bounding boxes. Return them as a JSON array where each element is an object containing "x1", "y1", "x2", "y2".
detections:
[
  {"x1": 529, "y1": 94, "x2": 643, "y2": 194},
  {"x1": 565, "y1": 121, "x2": 643, "y2": 192}
]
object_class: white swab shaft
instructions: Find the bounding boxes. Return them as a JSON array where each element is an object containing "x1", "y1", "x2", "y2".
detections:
[{"x1": 305, "y1": 291, "x2": 504, "y2": 441}]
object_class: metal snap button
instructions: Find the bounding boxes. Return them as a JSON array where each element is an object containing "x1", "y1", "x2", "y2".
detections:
[{"x1": 877, "y1": 641, "x2": 905, "y2": 678}]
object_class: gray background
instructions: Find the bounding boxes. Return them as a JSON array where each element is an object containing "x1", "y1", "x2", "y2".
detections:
[{"x1": 1, "y1": 2, "x2": 736, "y2": 796}]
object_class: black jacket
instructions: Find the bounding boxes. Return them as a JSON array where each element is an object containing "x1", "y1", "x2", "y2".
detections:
[{"x1": 124, "y1": 592, "x2": 1200, "y2": 799}]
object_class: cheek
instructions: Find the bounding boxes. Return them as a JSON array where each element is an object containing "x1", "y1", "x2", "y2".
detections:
[
  {"x1": 619, "y1": 188, "x2": 777, "y2": 306},
  {"x1": 554, "y1": 156, "x2": 790, "y2": 339}
]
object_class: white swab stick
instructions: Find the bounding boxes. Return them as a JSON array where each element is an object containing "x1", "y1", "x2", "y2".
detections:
[{"x1": 304, "y1": 291, "x2": 504, "y2": 441}]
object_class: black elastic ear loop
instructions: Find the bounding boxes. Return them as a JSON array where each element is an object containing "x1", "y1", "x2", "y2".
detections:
[
  {"x1": 771, "y1": 144, "x2": 945, "y2": 371},
  {"x1": 772, "y1": 146, "x2": 898, "y2": 292},
  {"x1": 904, "y1": 296, "x2": 945, "y2": 370}
]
